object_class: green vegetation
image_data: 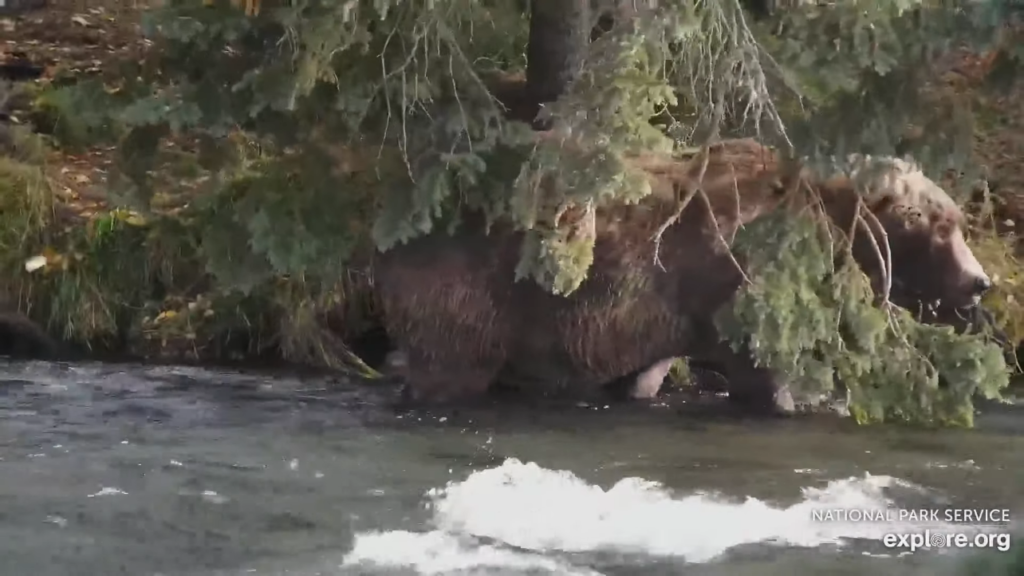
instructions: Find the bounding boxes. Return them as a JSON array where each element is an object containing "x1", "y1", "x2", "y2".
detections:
[
  {"x1": 716, "y1": 212, "x2": 1006, "y2": 425},
  {"x1": 1, "y1": 0, "x2": 1022, "y2": 424}
]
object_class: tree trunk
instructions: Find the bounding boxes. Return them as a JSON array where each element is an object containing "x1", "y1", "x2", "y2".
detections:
[{"x1": 525, "y1": 0, "x2": 592, "y2": 108}]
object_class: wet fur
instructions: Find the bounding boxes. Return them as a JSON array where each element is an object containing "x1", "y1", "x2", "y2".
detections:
[
  {"x1": 0, "y1": 312, "x2": 59, "y2": 359},
  {"x1": 375, "y1": 139, "x2": 986, "y2": 408}
]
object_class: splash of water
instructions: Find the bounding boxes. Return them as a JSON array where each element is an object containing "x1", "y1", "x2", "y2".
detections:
[{"x1": 342, "y1": 458, "x2": 981, "y2": 574}]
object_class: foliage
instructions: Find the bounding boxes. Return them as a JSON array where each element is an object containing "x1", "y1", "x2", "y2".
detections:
[
  {"x1": 0, "y1": 127, "x2": 378, "y2": 370},
  {"x1": 29, "y1": 80, "x2": 125, "y2": 151},
  {"x1": 0, "y1": 138, "x2": 138, "y2": 349},
  {"x1": 667, "y1": 358, "x2": 695, "y2": 387},
  {"x1": 185, "y1": 149, "x2": 375, "y2": 292},
  {"x1": 716, "y1": 210, "x2": 1007, "y2": 426},
  {"x1": 959, "y1": 99, "x2": 1024, "y2": 366},
  {"x1": 50, "y1": 0, "x2": 1021, "y2": 289},
  {"x1": 971, "y1": 227, "x2": 1024, "y2": 363},
  {"x1": 758, "y1": 1, "x2": 1006, "y2": 173},
  {"x1": 0, "y1": 142, "x2": 53, "y2": 306},
  {"x1": 269, "y1": 2, "x2": 1011, "y2": 283}
]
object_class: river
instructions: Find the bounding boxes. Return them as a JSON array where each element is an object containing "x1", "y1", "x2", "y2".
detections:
[{"x1": 0, "y1": 360, "x2": 1020, "y2": 575}]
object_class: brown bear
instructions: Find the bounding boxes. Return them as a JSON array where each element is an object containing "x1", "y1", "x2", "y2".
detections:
[
  {"x1": 622, "y1": 152, "x2": 997, "y2": 410},
  {"x1": 373, "y1": 138, "x2": 992, "y2": 411},
  {"x1": 0, "y1": 311, "x2": 59, "y2": 359}
]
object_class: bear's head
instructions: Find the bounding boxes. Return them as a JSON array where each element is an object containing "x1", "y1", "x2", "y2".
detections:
[{"x1": 847, "y1": 158, "x2": 991, "y2": 310}]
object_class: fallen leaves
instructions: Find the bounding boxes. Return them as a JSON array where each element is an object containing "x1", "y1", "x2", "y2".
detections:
[
  {"x1": 23, "y1": 245, "x2": 74, "y2": 273},
  {"x1": 22, "y1": 254, "x2": 46, "y2": 272}
]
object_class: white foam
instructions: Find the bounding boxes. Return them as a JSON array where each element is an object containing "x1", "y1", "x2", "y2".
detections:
[
  {"x1": 343, "y1": 530, "x2": 602, "y2": 575},
  {"x1": 87, "y1": 487, "x2": 127, "y2": 498},
  {"x1": 342, "y1": 458, "x2": 983, "y2": 573}
]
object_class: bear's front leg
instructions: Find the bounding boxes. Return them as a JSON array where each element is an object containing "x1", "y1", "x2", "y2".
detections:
[
  {"x1": 708, "y1": 343, "x2": 795, "y2": 416},
  {"x1": 629, "y1": 357, "x2": 677, "y2": 399},
  {"x1": 598, "y1": 357, "x2": 677, "y2": 401}
]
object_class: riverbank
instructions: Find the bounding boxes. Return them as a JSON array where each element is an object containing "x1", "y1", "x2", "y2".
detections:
[
  {"x1": 1, "y1": 4, "x2": 388, "y2": 374},
  {"x1": 1, "y1": 4, "x2": 1023, "y2": 395},
  {"x1": 0, "y1": 121, "x2": 386, "y2": 373}
]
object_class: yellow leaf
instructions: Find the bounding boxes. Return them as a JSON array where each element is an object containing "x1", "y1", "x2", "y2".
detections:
[
  {"x1": 154, "y1": 310, "x2": 179, "y2": 323},
  {"x1": 123, "y1": 214, "x2": 147, "y2": 226},
  {"x1": 24, "y1": 255, "x2": 47, "y2": 273}
]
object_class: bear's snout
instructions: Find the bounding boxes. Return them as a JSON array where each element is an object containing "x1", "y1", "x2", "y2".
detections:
[
  {"x1": 948, "y1": 229, "x2": 991, "y2": 305},
  {"x1": 971, "y1": 275, "x2": 992, "y2": 296}
]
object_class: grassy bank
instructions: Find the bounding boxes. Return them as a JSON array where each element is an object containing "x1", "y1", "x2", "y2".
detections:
[
  {"x1": 0, "y1": 4, "x2": 397, "y2": 375},
  {"x1": 0, "y1": 113, "x2": 383, "y2": 375}
]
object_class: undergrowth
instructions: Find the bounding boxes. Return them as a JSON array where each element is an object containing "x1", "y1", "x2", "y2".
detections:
[
  {"x1": 0, "y1": 124, "x2": 380, "y2": 375},
  {"x1": 961, "y1": 178, "x2": 1024, "y2": 371},
  {"x1": 970, "y1": 227, "x2": 1024, "y2": 362},
  {"x1": 0, "y1": 133, "x2": 53, "y2": 313}
]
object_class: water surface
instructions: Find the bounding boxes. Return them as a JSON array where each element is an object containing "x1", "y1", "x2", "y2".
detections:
[{"x1": 0, "y1": 360, "x2": 1020, "y2": 575}]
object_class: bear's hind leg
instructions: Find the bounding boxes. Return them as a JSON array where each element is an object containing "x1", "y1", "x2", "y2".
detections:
[
  {"x1": 599, "y1": 357, "x2": 677, "y2": 401},
  {"x1": 629, "y1": 357, "x2": 676, "y2": 399},
  {"x1": 397, "y1": 349, "x2": 502, "y2": 406}
]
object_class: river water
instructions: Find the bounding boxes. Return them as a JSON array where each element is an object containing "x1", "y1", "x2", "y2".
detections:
[{"x1": 0, "y1": 360, "x2": 1021, "y2": 575}]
